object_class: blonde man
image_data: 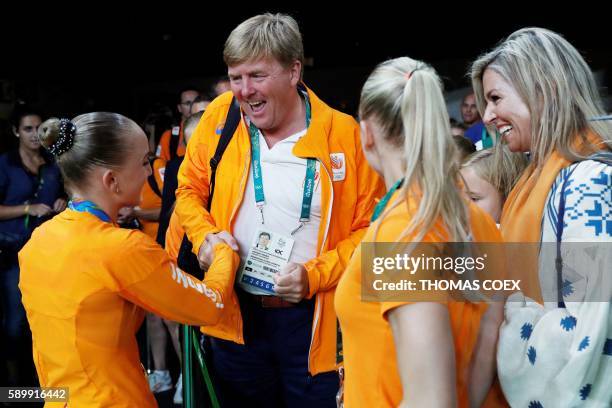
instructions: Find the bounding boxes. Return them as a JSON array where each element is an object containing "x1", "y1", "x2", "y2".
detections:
[{"x1": 175, "y1": 12, "x2": 384, "y2": 407}]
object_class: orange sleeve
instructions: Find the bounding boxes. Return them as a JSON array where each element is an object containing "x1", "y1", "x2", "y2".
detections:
[
  {"x1": 165, "y1": 211, "x2": 183, "y2": 262},
  {"x1": 115, "y1": 232, "x2": 238, "y2": 326},
  {"x1": 175, "y1": 111, "x2": 220, "y2": 256},
  {"x1": 156, "y1": 130, "x2": 171, "y2": 162},
  {"x1": 303, "y1": 123, "x2": 386, "y2": 297}
]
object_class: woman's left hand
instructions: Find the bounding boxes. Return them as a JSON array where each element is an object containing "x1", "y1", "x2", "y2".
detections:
[{"x1": 53, "y1": 198, "x2": 67, "y2": 213}]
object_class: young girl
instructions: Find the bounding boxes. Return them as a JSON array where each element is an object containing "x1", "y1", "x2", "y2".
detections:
[
  {"x1": 461, "y1": 146, "x2": 529, "y2": 223},
  {"x1": 460, "y1": 146, "x2": 528, "y2": 407},
  {"x1": 18, "y1": 113, "x2": 239, "y2": 407}
]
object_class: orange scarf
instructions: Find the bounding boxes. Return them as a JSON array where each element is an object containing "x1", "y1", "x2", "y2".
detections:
[
  {"x1": 500, "y1": 151, "x2": 571, "y2": 242},
  {"x1": 501, "y1": 131, "x2": 604, "y2": 242},
  {"x1": 500, "y1": 132, "x2": 604, "y2": 302}
]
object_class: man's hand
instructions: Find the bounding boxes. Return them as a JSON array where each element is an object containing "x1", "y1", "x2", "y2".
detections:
[
  {"x1": 197, "y1": 231, "x2": 239, "y2": 270},
  {"x1": 274, "y1": 262, "x2": 309, "y2": 303}
]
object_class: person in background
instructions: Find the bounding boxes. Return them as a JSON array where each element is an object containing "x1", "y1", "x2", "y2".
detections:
[
  {"x1": 156, "y1": 88, "x2": 201, "y2": 161},
  {"x1": 190, "y1": 94, "x2": 213, "y2": 114},
  {"x1": 0, "y1": 107, "x2": 65, "y2": 385},
  {"x1": 462, "y1": 92, "x2": 492, "y2": 150},
  {"x1": 156, "y1": 110, "x2": 203, "y2": 248},
  {"x1": 212, "y1": 76, "x2": 231, "y2": 97}
]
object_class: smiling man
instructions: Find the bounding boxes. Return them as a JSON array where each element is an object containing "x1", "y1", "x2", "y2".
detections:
[{"x1": 174, "y1": 12, "x2": 384, "y2": 407}]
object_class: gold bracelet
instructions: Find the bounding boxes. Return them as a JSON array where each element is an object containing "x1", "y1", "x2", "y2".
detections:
[{"x1": 24, "y1": 204, "x2": 30, "y2": 215}]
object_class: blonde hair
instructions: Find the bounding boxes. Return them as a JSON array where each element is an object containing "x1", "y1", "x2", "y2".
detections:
[
  {"x1": 359, "y1": 57, "x2": 470, "y2": 242},
  {"x1": 224, "y1": 13, "x2": 304, "y2": 74},
  {"x1": 38, "y1": 113, "x2": 141, "y2": 192},
  {"x1": 462, "y1": 145, "x2": 529, "y2": 200},
  {"x1": 471, "y1": 27, "x2": 612, "y2": 167}
]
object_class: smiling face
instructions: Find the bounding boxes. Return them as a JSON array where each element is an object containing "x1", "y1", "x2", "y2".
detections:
[
  {"x1": 482, "y1": 69, "x2": 532, "y2": 152},
  {"x1": 228, "y1": 57, "x2": 301, "y2": 135},
  {"x1": 15, "y1": 114, "x2": 42, "y2": 151}
]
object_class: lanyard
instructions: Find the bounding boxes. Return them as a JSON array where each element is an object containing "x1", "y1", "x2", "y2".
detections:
[
  {"x1": 68, "y1": 200, "x2": 111, "y2": 223},
  {"x1": 248, "y1": 89, "x2": 315, "y2": 235},
  {"x1": 371, "y1": 179, "x2": 404, "y2": 222},
  {"x1": 23, "y1": 169, "x2": 46, "y2": 231}
]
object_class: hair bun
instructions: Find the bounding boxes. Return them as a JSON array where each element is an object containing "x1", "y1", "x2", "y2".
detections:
[{"x1": 47, "y1": 118, "x2": 76, "y2": 157}]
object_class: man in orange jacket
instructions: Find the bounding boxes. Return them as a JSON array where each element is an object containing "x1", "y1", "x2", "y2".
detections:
[
  {"x1": 175, "y1": 13, "x2": 385, "y2": 407},
  {"x1": 155, "y1": 88, "x2": 200, "y2": 161}
]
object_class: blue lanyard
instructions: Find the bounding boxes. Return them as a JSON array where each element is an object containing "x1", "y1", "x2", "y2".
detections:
[
  {"x1": 248, "y1": 89, "x2": 316, "y2": 234},
  {"x1": 371, "y1": 179, "x2": 404, "y2": 222},
  {"x1": 68, "y1": 200, "x2": 111, "y2": 223}
]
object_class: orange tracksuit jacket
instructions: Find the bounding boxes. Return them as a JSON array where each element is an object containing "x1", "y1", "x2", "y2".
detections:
[
  {"x1": 175, "y1": 88, "x2": 385, "y2": 375},
  {"x1": 336, "y1": 192, "x2": 503, "y2": 407},
  {"x1": 18, "y1": 209, "x2": 239, "y2": 407}
]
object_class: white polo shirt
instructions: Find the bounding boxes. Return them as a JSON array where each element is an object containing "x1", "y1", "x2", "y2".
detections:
[{"x1": 233, "y1": 128, "x2": 322, "y2": 294}]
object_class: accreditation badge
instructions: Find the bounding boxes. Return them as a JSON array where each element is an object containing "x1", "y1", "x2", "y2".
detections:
[{"x1": 239, "y1": 228, "x2": 295, "y2": 295}]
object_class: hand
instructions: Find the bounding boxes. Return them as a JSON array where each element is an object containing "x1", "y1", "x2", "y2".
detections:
[
  {"x1": 274, "y1": 262, "x2": 309, "y2": 303},
  {"x1": 53, "y1": 198, "x2": 67, "y2": 213},
  {"x1": 197, "y1": 231, "x2": 239, "y2": 270},
  {"x1": 26, "y1": 203, "x2": 53, "y2": 217},
  {"x1": 117, "y1": 207, "x2": 135, "y2": 224}
]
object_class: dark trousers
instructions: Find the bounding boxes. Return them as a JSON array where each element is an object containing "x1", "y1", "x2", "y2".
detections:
[
  {"x1": 1, "y1": 259, "x2": 27, "y2": 344},
  {"x1": 210, "y1": 291, "x2": 338, "y2": 408},
  {"x1": 1, "y1": 255, "x2": 36, "y2": 386}
]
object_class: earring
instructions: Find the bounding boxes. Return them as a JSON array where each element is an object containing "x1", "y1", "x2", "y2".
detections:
[{"x1": 115, "y1": 185, "x2": 120, "y2": 194}]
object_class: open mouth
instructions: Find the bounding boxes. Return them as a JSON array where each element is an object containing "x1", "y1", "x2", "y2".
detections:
[
  {"x1": 248, "y1": 101, "x2": 266, "y2": 113},
  {"x1": 499, "y1": 125, "x2": 513, "y2": 137}
]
